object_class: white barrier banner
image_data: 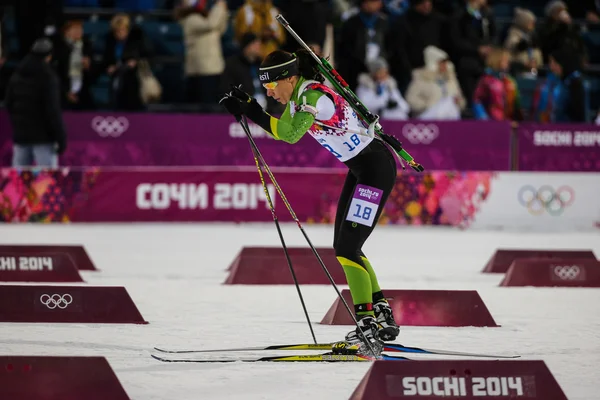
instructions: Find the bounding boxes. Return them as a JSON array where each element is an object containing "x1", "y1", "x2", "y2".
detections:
[{"x1": 471, "y1": 173, "x2": 600, "y2": 231}]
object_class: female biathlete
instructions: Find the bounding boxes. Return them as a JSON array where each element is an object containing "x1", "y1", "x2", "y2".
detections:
[{"x1": 220, "y1": 50, "x2": 400, "y2": 354}]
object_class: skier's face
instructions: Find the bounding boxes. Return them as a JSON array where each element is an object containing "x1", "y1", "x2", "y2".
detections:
[{"x1": 265, "y1": 77, "x2": 296, "y2": 104}]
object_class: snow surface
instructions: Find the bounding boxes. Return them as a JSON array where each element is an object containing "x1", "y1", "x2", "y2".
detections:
[{"x1": 1, "y1": 223, "x2": 599, "y2": 400}]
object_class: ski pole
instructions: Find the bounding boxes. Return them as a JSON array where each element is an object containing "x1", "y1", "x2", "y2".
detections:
[
  {"x1": 239, "y1": 116, "x2": 377, "y2": 356},
  {"x1": 238, "y1": 116, "x2": 317, "y2": 345}
]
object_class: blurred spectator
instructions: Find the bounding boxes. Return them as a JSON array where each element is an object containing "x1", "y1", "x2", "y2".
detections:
[
  {"x1": 382, "y1": 0, "x2": 410, "y2": 21},
  {"x1": 220, "y1": 32, "x2": 268, "y2": 107},
  {"x1": 114, "y1": 0, "x2": 156, "y2": 12},
  {"x1": 356, "y1": 57, "x2": 410, "y2": 120},
  {"x1": 65, "y1": 0, "x2": 99, "y2": 6},
  {"x1": 538, "y1": 1, "x2": 587, "y2": 64},
  {"x1": 279, "y1": 0, "x2": 330, "y2": 54},
  {"x1": 176, "y1": 0, "x2": 228, "y2": 105},
  {"x1": 566, "y1": 0, "x2": 600, "y2": 23},
  {"x1": 472, "y1": 48, "x2": 523, "y2": 121},
  {"x1": 405, "y1": 46, "x2": 465, "y2": 120},
  {"x1": 391, "y1": 0, "x2": 445, "y2": 71},
  {"x1": 0, "y1": 8, "x2": 6, "y2": 69},
  {"x1": 14, "y1": 0, "x2": 64, "y2": 58},
  {"x1": 504, "y1": 7, "x2": 543, "y2": 76},
  {"x1": 103, "y1": 13, "x2": 150, "y2": 110},
  {"x1": 5, "y1": 39, "x2": 67, "y2": 167},
  {"x1": 53, "y1": 20, "x2": 95, "y2": 110},
  {"x1": 547, "y1": 46, "x2": 589, "y2": 122},
  {"x1": 336, "y1": 0, "x2": 389, "y2": 91},
  {"x1": 531, "y1": 71, "x2": 560, "y2": 122},
  {"x1": 448, "y1": 0, "x2": 497, "y2": 108},
  {"x1": 233, "y1": 0, "x2": 285, "y2": 59}
]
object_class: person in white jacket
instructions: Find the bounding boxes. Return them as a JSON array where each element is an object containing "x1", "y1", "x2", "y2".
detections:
[
  {"x1": 356, "y1": 57, "x2": 410, "y2": 120},
  {"x1": 405, "y1": 46, "x2": 466, "y2": 120},
  {"x1": 177, "y1": 0, "x2": 229, "y2": 105}
]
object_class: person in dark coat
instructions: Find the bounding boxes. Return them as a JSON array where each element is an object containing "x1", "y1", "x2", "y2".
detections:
[
  {"x1": 103, "y1": 13, "x2": 150, "y2": 111},
  {"x1": 392, "y1": 0, "x2": 445, "y2": 71},
  {"x1": 537, "y1": 1, "x2": 587, "y2": 64},
  {"x1": 53, "y1": 20, "x2": 95, "y2": 110},
  {"x1": 5, "y1": 38, "x2": 67, "y2": 167},
  {"x1": 448, "y1": 0, "x2": 497, "y2": 107},
  {"x1": 387, "y1": 0, "x2": 446, "y2": 91},
  {"x1": 220, "y1": 33, "x2": 268, "y2": 107},
  {"x1": 336, "y1": 0, "x2": 390, "y2": 91},
  {"x1": 548, "y1": 46, "x2": 589, "y2": 123}
]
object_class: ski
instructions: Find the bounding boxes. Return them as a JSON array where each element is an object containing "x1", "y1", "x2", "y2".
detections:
[
  {"x1": 151, "y1": 352, "x2": 411, "y2": 363},
  {"x1": 154, "y1": 343, "x2": 519, "y2": 359}
]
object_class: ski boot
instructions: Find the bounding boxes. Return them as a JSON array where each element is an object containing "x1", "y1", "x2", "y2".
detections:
[
  {"x1": 374, "y1": 301, "x2": 400, "y2": 341},
  {"x1": 331, "y1": 315, "x2": 383, "y2": 357}
]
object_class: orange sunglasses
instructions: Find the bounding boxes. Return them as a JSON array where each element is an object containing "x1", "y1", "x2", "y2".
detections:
[{"x1": 262, "y1": 81, "x2": 278, "y2": 90}]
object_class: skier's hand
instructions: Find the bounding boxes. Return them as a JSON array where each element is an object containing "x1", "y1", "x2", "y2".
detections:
[
  {"x1": 219, "y1": 94, "x2": 244, "y2": 121},
  {"x1": 230, "y1": 85, "x2": 252, "y2": 103},
  {"x1": 231, "y1": 85, "x2": 266, "y2": 120}
]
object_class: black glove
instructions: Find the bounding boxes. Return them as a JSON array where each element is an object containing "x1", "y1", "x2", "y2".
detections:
[
  {"x1": 386, "y1": 99, "x2": 398, "y2": 109},
  {"x1": 230, "y1": 85, "x2": 265, "y2": 120},
  {"x1": 219, "y1": 94, "x2": 244, "y2": 121},
  {"x1": 228, "y1": 84, "x2": 273, "y2": 133}
]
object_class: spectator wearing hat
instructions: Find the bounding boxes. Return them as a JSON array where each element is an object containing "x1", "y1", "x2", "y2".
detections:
[
  {"x1": 177, "y1": 0, "x2": 229, "y2": 105},
  {"x1": 547, "y1": 46, "x2": 589, "y2": 122},
  {"x1": 4, "y1": 38, "x2": 67, "y2": 167},
  {"x1": 538, "y1": 1, "x2": 587, "y2": 64},
  {"x1": 405, "y1": 46, "x2": 465, "y2": 120},
  {"x1": 504, "y1": 7, "x2": 543, "y2": 75},
  {"x1": 220, "y1": 32, "x2": 269, "y2": 108},
  {"x1": 356, "y1": 56, "x2": 410, "y2": 120}
]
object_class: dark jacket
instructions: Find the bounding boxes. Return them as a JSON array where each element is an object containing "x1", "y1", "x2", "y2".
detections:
[
  {"x1": 550, "y1": 47, "x2": 588, "y2": 122},
  {"x1": 448, "y1": 7, "x2": 497, "y2": 62},
  {"x1": 393, "y1": 9, "x2": 446, "y2": 70},
  {"x1": 538, "y1": 21, "x2": 587, "y2": 64},
  {"x1": 220, "y1": 53, "x2": 259, "y2": 94},
  {"x1": 5, "y1": 54, "x2": 66, "y2": 150},
  {"x1": 53, "y1": 35, "x2": 95, "y2": 109},
  {"x1": 102, "y1": 26, "x2": 150, "y2": 69},
  {"x1": 336, "y1": 11, "x2": 389, "y2": 91}
]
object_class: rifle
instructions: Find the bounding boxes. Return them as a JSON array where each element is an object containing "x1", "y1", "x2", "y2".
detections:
[{"x1": 276, "y1": 14, "x2": 424, "y2": 172}]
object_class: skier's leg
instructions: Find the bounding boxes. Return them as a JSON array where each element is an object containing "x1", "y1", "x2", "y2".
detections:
[{"x1": 333, "y1": 170, "x2": 374, "y2": 319}]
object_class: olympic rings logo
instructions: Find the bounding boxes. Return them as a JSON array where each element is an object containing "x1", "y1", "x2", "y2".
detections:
[
  {"x1": 517, "y1": 185, "x2": 575, "y2": 216},
  {"x1": 91, "y1": 116, "x2": 129, "y2": 137},
  {"x1": 553, "y1": 265, "x2": 581, "y2": 280},
  {"x1": 401, "y1": 124, "x2": 439, "y2": 144},
  {"x1": 40, "y1": 294, "x2": 73, "y2": 309}
]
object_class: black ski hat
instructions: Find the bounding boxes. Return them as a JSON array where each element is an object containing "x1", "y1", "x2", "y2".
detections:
[
  {"x1": 31, "y1": 38, "x2": 53, "y2": 57},
  {"x1": 240, "y1": 32, "x2": 260, "y2": 51}
]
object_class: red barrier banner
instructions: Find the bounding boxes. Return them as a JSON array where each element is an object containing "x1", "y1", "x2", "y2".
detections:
[{"x1": 0, "y1": 252, "x2": 83, "y2": 282}]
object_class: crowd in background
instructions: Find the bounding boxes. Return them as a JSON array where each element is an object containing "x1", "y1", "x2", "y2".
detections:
[{"x1": 0, "y1": 0, "x2": 599, "y2": 124}]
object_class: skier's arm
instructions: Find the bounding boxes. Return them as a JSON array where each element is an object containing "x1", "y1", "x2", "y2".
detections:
[{"x1": 245, "y1": 90, "x2": 325, "y2": 144}]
